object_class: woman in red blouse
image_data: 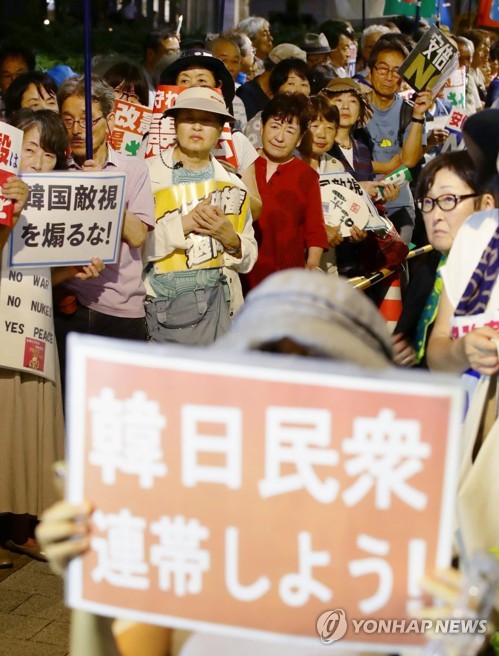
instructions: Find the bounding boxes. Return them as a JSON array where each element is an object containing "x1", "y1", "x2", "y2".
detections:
[{"x1": 244, "y1": 94, "x2": 328, "y2": 290}]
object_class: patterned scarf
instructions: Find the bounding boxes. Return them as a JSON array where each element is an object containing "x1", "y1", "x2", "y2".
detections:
[
  {"x1": 413, "y1": 254, "x2": 447, "y2": 364},
  {"x1": 454, "y1": 222, "x2": 499, "y2": 317}
]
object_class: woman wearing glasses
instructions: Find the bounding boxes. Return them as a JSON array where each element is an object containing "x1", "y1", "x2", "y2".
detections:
[
  {"x1": 102, "y1": 61, "x2": 150, "y2": 108},
  {"x1": 425, "y1": 116, "x2": 499, "y2": 376},
  {"x1": 392, "y1": 151, "x2": 495, "y2": 369}
]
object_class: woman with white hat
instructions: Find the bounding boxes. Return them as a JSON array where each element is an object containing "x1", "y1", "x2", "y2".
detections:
[{"x1": 144, "y1": 86, "x2": 257, "y2": 346}]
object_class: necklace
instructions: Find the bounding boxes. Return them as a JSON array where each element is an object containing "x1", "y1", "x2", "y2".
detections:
[
  {"x1": 337, "y1": 139, "x2": 352, "y2": 150},
  {"x1": 159, "y1": 147, "x2": 183, "y2": 170}
]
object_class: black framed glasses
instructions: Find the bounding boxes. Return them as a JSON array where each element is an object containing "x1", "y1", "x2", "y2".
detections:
[
  {"x1": 62, "y1": 115, "x2": 105, "y2": 130},
  {"x1": 416, "y1": 193, "x2": 479, "y2": 213}
]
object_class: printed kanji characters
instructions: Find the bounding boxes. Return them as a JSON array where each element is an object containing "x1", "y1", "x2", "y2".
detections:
[
  {"x1": 74, "y1": 184, "x2": 97, "y2": 211},
  {"x1": 342, "y1": 408, "x2": 430, "y2": 509},
  {"x1": 26, "y1": 183, "x2": 45, "y2": 210},
  {"x1": 88, "y1": 388, "x2": 167, "y2": 488},
  {"x1": 150, "y1": 515, "x2": 210, "y2": 596},
  {"x1": 92, "y1": 508, "x2": 149, "y2": 589},
  {"x1": 48, "y1": 185, "x2": 72, "y2": 211},
  {"x1": 259, "y1": 407, "x2": 339, "y2": 503},
  {"x1": 182, "y1": 404, "x2": 242, "y2": 488},
  {"x1": 41, "y1": 222, "x2": 65, "y2": 248}
]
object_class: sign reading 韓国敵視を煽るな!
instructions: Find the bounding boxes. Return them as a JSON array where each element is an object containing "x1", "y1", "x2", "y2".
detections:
[
  {"x1": 10, "y1": 172, "x2": 126, "y2": 268},
  {"x1": 66, "y1": 335, "x2": 464, "y2": 652}
]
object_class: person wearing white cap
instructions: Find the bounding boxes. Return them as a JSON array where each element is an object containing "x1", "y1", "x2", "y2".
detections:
[{"x1": 144, "y1": 86, "x2": 257, "y2": 346}]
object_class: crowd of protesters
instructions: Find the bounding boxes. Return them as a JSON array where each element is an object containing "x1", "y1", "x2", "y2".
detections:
[{"x1": 0, "y1": 11, "x2": 498, "y2": 655}]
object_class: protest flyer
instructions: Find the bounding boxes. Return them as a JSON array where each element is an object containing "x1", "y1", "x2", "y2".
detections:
[
  {"x1": 67, "y1": 336, "x2": 463, "y2": 652},
  {"x1": 150, "y1": 179, "x2": 248, "y2": 272},
  {"x1": 440, "y1": 108, "x2": 469, "y2": 153},
  {"x1": 319, "y1": 172, "x2": 380, "y2": 236},
  {"x1": 0, "y1": 121, "x2": 23, "y2": 227},
  {"x1": 0, "y1": 248, "x2": 56, "y2": 381},
  {"x1": 438, "y1": 66, "x2": 466, "y2": 110},
  {"x1": 110, "y1": 99, "x2": 153, "y2": 157},
  {"x1": 145, "y1": 85, "x2": 238, "y2": 169},
  {"x1": 398, "y1": 25, "x2": 458, "y2": 96},
  {"x1": 9, "y1": 172, "x2": 126, "y2": 268}
]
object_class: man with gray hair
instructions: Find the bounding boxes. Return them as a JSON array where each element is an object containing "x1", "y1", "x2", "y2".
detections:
[
  {"x1": 55, "y1": 75, "x2": 155, "y2": 386},
  {"x1": 455, "y1": 35, "x2": 482, "y2": 114},
  {"x1": 237, "y1": 16, "x2": 273, "y2": 76},
  {"x1": 358, "y1": 24, "x2": 392, "y2": 77}
]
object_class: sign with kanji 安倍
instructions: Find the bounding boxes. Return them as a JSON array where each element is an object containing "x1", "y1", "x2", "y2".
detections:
[
  {"x1": 9, "y1": 172, "x2": 126, "y2": 268},
  {"x1": 66, "y1": 335, "x2": 463, "y2": 652},
  {"x1": 398, "y1": 25, "x2": 458, "y2": 95}
]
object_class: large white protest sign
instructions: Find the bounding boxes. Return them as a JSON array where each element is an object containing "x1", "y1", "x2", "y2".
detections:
[
  {"x1": 9, "y1": 172, "x2": 126, "y2": 268},
  {"x1": 67, "y1": 336, "x2": 464, "y2": 653}
]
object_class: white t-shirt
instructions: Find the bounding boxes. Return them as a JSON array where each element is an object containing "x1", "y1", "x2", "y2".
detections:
[
  {"x1": 441, "y1": 209, "x2": 499, "y2": 339},
  {"x1": 338, "y1": 146, "x2": 354, "y2": 168}
]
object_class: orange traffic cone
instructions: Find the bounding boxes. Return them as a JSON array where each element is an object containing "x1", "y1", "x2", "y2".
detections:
[{"x1": 378, "y1": 272, "x2": 402, "y2": 333}]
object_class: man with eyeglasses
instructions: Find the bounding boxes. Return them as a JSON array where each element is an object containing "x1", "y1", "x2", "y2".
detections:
[
  {"x1": 365, "y1": 37, "x2": 433, "y2": 244},
  {"x1": 54, "y1": 75, "x2": 155, "y2": 388}
]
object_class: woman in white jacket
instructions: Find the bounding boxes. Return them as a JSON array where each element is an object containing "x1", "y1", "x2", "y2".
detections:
[{"x1": 143, "y1": 86, "x2": 257, "y2": 345}]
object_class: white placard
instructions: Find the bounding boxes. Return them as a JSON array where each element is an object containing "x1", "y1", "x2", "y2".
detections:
[
  {"x1": 9, "y1": 172, "x2": 126, "y2": 268},
  {"x1": 319, "y1": 172, "x2": 375, "y2": 236},
  {"x1": 0, "y1": 247, "x2": 55, "y2": 381}
]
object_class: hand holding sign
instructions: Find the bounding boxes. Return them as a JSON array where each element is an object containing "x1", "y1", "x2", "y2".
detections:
[
  {"x1": 37, "y1": 499, "x2": 93, "y2": 576},
  {"x1": 379, "y1": 182, "x2": 400, "y2": 203},
  {"x1": 2, "y1": 176, "x2": 29, "y2": 225},
  {"x1": 326, "y1": 224, "x2": 343, "y2": 247},
  {"x1": 413, "y1": 90, "x2": 434, "y2": 119}
]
